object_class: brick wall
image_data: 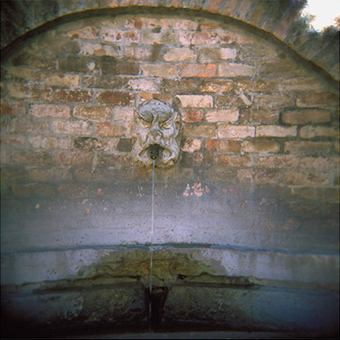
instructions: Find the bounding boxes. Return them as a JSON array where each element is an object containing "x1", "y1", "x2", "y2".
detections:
[
  {"x1": 2, "y1": 1, "x2": 339, "y2": 81},
  {"x1": 1, "y1": 11, "x2": 339, "y2": 284}
]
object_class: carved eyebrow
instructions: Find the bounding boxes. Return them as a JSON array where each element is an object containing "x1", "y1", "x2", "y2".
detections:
[{"x1": 139, "y1": 112, "x2": 153, "y2": 122}]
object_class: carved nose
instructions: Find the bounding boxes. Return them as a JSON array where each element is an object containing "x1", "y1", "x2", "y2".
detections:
[{"x1": 150, "y1": 128, "x2": 161, "y2": 138}]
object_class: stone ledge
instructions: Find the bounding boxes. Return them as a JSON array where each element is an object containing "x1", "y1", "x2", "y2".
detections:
[{"x1": 1, "y1": 246, "x2": 338, "y2": 287}]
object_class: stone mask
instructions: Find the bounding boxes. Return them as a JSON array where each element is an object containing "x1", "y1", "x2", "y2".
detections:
[{"x1": 132, "y1": 99, "x2": 181, "y2": 168}]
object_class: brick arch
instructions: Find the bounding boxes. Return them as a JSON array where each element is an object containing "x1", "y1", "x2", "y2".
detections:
[{"x1": 1, "y1": 0, "x2": 339, "y2": 82}]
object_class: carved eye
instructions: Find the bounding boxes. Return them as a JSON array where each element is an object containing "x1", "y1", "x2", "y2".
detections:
[
  {"x1": 161, "y1": 120, "x2": 172, "y2": 129},
  {"x1": 140, "y1": 119, "x2": 151, "y2": 128}
]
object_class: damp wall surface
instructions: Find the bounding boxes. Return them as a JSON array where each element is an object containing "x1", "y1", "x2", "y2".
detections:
[{"x1": 1, "y1": 8, "x2": 339, "y2": 336}]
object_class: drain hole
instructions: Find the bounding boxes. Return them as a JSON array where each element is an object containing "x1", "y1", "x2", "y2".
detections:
[{"x1": 145, "y1": 287, "x2": 169, "y2": 331}]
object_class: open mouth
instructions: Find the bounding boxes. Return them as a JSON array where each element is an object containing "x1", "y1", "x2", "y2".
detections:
[
  {"x1": 148, "y1": 144, "x2": 163, "y2": 160},
  {"x1": 138, "y1": 143, "x2": 173, "y2": 162}
]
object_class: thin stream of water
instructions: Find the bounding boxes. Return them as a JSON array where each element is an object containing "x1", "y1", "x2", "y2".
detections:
[{"x1": 148, "y1": 159, "x2": 156, "y2": 331}]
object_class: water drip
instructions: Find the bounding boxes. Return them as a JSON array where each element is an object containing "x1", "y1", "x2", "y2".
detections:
[{"x1": 148, "y1": 158, "x2": 156, "y2": 332}]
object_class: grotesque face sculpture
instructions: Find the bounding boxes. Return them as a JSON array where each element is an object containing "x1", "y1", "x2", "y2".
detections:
[{"x1": 132, "y1": 99, "x2": 181, "y2": 168}]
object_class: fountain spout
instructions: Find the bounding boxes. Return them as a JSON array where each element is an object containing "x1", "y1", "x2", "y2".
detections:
[{"x1": 149, "y1": 144, "x2": 161, "y2": 160}]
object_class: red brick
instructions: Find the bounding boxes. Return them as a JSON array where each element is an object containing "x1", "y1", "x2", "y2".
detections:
[
  {"x1": 257, "y1": 155, "x2": 300, "y2": 168},
  {"x1": 181, "y1": 138, "x2": 202, "y2": 153},
  {"x1": 123, "y1": 16, "x2": 159, "y2": 29},
  {"x1": 283, "y1": 171, "x2": 331, "y2": 186},
  {"x1": 216, "y1": 94, "x2": 247, "y2": 108},
  {"x1": 254, "y1": 94, "x2": 294, "y2": 109},
  {"x1": 256, "y1": 126, "x2": 297, "y2": 138},
  {"x1": 4, "y1": 66, "x2": 37, "y2": 82},
  {"x1": 101, "y1": 61, "x2": 139, "y2": 75},
  {"x1": 112, "y1": 107, "x2": 134, "y2": 121},
  {"x1": 95, "y1": 122, "x2": 129, "y2": 137},
  {"x1": 39, "y1": 72, "x2": 79, "y2": 87},
  {"x1": 299, "y1": 126, "x2": 338, "y2": 139},
  {"x1": 7, "y1": 83, "x2": 53, "y2": 101},
  {"x1": 12, "y1": 51, "x2": 56, "y2": 70},
  {"x1": 218, "y1": 31, "x2": 253, "y2": 45},
  {"x1": 28, "y1": 135, "x2": 71, "y2": 150},
  {"x1": 30, "y1": 104, "x2": 71, "y2": 118},
  {"x1": 284, "y1": 141, "x2": 332, "y2": 154},
  {"x1": 28, "y1": 135, "x2": 71, "y2": 149},
  {"x1": 197, "y1": 48, "x2": 224, "y2": 63},
  {"x1": 282, "y1": 110, "x2": 331, "y2": 124},
  {"x1": 161, "y1": 79, "x2": 201, "y2": 94},
  {"x1": 217, "y1": 126, "x2": 255, "y2": 139},
  {"x1": 163, "y1": 48, "x2": 196, "y2": 62},
  {"x1": 206, "y1": 109, "x2": 239, "y2": 123},
  {"x1": 206, "y1": 139, "x2": 241, "y2": 152},
  {"x1": 124, "y1": 46, "x2": 153, "y2": 61},
  {"x1": 1, "y1": 101, "x2": 26, "y2": 116},
  {"x1": 216, "y1": 155, "x2": 252, "y2": 167},
  {"x1": 299, "y1": 157, "x2": 339, "y2": 169},
  {"x1": 200, "y1": 79, "x2": 235, "y2": 92},
  {"x1": 102, "y1": 29, "x2": 140, "y2": 43},
  {"x1": 159, "y1": 18, "x2": 199, "y2": 30},
  {"x1": 55, "y1": 89, "x2": 93, "y2": 103},
  {"x1": 237, "y1": 169, "x2": 281, "y2": 185},
  {"x1": 7, "y1": 118, "x2": 50, "y2": 134},
  {"x1": 138, "y1": 92, "x2": 172, "y2": 103},
  {"x1": 73, "y1": 136, "x2": 118, "y2": 152},
  {"x1": 182, "y1": 125, "x2": 216, "y2": 138},
  {"x1": 278, "y1": 77, "x2": 322, "y2": 91},
  {"x1": 183, "y1": 152, "x2": 213, "y2": 167},
  {"x1": 52, "y1": 120, "x2": 93, "y2": 135},
  {"x1": 73, "y1": 106, "x2": 111, "y2": 120},
  {"x1": 80, "y1": 42, "x2": 121, "y2": 58},
  {"x1": 259, "y1": 62, "x2": 304, "y2": 78},
  {"x1": 238, "y1": 79, "x2": 278, "y2": 92},
  {"x1": 240, "y1": 109, "x2": 279, "y2": 125},
  {"x1": 177, "y1": 95, "x2": 213, "y2": 108},
  {"x1": 96, "y1": 91, "x2": 134, "y2": 105},
  {"x1": 141, "y1": 31, "x2": 178, "y2": 44},
  {"x1": 218, "y1": 64, "x2": 255, "y2": 78},
  {"x1": 220, "y1": 48, "x2": 237, "y2": 60},
  {"x1": 141, "y1": 64, "x2": 177, "y2": 77},
  {"x1": 179, "y1": 32, "x2": 219, "y2": 45},
  {"x1": 179, "y1": 64, "x2": 216, "y2": 77},
  {"x1": 82, "y1": 75, "x2": 125, "y2": 89},
  {"x1": 199, "y1": 21, "x2": 220, "y2": 30},
  {"x1": 59, "y1": 56, "x2": 99, "y2": 73},
  {"x1": 242, "y1": 139, "x2": 280, "y2": 153},
  {"x1": 296, "y1": 92, "x2": 339, "y2": 108},
  {"x1": 65, "y1": 26, "x2": 99, "y2": 39},
  {"x1": 126, "y1": 78, "x2": 160, "y2": 92},
  {"x1": 182, "y1": 109, "x2": 204, "y2": 123}
]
